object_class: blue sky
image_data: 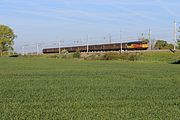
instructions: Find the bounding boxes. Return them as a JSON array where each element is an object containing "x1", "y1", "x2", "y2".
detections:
[{"x1": 0, "y1": 0, "x2": 180, "y2": 52}]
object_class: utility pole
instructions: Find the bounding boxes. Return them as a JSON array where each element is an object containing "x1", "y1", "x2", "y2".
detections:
[
  {"x1": 148, "y1": 28, "x2": 152, "y2": 50},
  {"x1": 73, "y1": 41, "x2": 75, "y2": 47},
  {"x1": 58, "y1": 41, "x2": 61, "y2": 54},
  {"x1": 109, "y1": 33, "x2": 112, "y2": 44},
  {"x1": 36, "y1": 43, "x2": 39, "y2": 56},
  {"x1": 173, "y1": 20, "x2": 177, "y2": 50},
  {"x1": 22, "y1": 45, "x2": 25, "y2": 55},
  {"x1": 86, "y1": 35, "x2": 89, "y2": 53},
  {"x1": 120, "y1": 30, "x2": 123, "y2": 53},
  {"x1": 22, "y1": 44, "x2": 29, "y2": 55}
]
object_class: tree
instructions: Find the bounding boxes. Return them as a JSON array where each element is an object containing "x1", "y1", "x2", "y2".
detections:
[
  {"x1": 164, "y1": 43, "x2": 174, "y2": 49},
  {"x1": 154, "y1": 40, "x2": 168, "y2": 50},
  {"x1": 177, "y1": 40, "x2": 180, "y2": 49},
  {"x1": 0, "y1": 25, "x2": 16, "y2": 55},
  {"x1": 154, "y1": 40, "x2": 174, "y2": 50},
  {"x1": 139, "y1": 38, "x2": 149, "y2": 43}
]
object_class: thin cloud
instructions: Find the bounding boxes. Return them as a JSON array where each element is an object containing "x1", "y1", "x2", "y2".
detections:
[
  {"x1": 0, "y1": 0, "x2": 159, "y2": 23},
  {"x1": 156, "y1": 0, "x2": 180, "y2": 18},
  {"x1": 0, "y1": 0, "x2": 157, "y2": 25}
]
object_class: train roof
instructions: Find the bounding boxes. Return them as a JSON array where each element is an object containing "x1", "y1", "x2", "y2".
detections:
[{"x1": 125, "y1": 41, "x2": 148, "y2": 44}]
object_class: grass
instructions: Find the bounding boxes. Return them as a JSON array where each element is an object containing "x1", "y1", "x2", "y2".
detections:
[
  {"x1": 0, "y1": 57, "x2": 180, "y2": 119},
  {"x1": 139, "y1": 51, "x2": 180, "y2": 63}
]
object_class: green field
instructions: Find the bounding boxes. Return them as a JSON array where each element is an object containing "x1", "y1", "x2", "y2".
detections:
[{"x1": 0, "y1": 57, "x2": 180, "y2": 119}]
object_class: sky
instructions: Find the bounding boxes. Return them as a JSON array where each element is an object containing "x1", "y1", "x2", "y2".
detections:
[{"x1": 0, "y1": 0, "x2": 180, "y2": 52}]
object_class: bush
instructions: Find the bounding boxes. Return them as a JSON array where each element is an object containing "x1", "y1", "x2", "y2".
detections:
[
  {"x1": 83, "y1": 54, "x2": 103, "y2": 60},
  {"x1": 61, "y1": 50, "x2": 68, "y2": 59},
  {"x1": 9, "y1": 54, "x2": 19, "y2": 57},
  {"x1": 127, "y1": 53, "x2": 140, "y2": 61},
  {"x1": 47, "y1": 54, "x2": 61, "y2": 58},
  {"x1": 103, "y1": 52, "x2": 121, "y2": 60},
  {"x1": 100, "y1": 52, "x2": 141, "y2": 61},
  {"x1": 73, "y1": 50, "x2": 81, "y2": 58}
]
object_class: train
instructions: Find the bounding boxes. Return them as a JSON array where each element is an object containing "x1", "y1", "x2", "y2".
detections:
[{"x1": 43, "y1": 41, "x2": 149, "y2": 54}]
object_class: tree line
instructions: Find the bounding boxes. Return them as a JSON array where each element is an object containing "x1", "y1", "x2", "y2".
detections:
[
  {"x1": 154, "y1": 40, "x2": 174, "y2": 50},
  {"x1": 152, "y1": 40, "x2": 180, "y2": 50}
]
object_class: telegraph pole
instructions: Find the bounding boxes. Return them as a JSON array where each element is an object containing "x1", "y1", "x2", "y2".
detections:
[
  {"x1": 148, "y1": 28, "x2": 152, "y2": 50},
  {"x1": 120, "y1": 30, "x2": 123, "y2": 53},
  {"x1": 86, "y1": 35, "x2": 89, "y2": 53},
  {"x1": 22, "y1": 45, "x2": 25, "y2": 55},
  {"x1": 36, "y1": 43, "x2": 39, "y2": 56},
  {"x1": 109, "y1": 33, "x2": 112, "y2": 44},
  {"x1": 58, "y1": 41, "x2": 61, "y2": 54},
  {"x1": 173, "y1": 20, "x2": 177, "y2": 50}
]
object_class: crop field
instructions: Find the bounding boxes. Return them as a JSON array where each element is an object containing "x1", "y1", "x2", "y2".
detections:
[{"x1": 0, "y1": 57, "x2": 180, "y2": 119}]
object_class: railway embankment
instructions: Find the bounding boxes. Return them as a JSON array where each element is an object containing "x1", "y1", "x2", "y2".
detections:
[
  {"x1": 80, "y1": 50, "x2": 180, "y2": 63},
  {"x1": 6, "y1": 50, "x2": 180, "y2": 63}
]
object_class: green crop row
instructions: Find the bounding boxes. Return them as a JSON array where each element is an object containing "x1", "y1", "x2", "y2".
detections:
[{"x1": 0, "y1": 58, "x2": 180, "y2": 119}]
